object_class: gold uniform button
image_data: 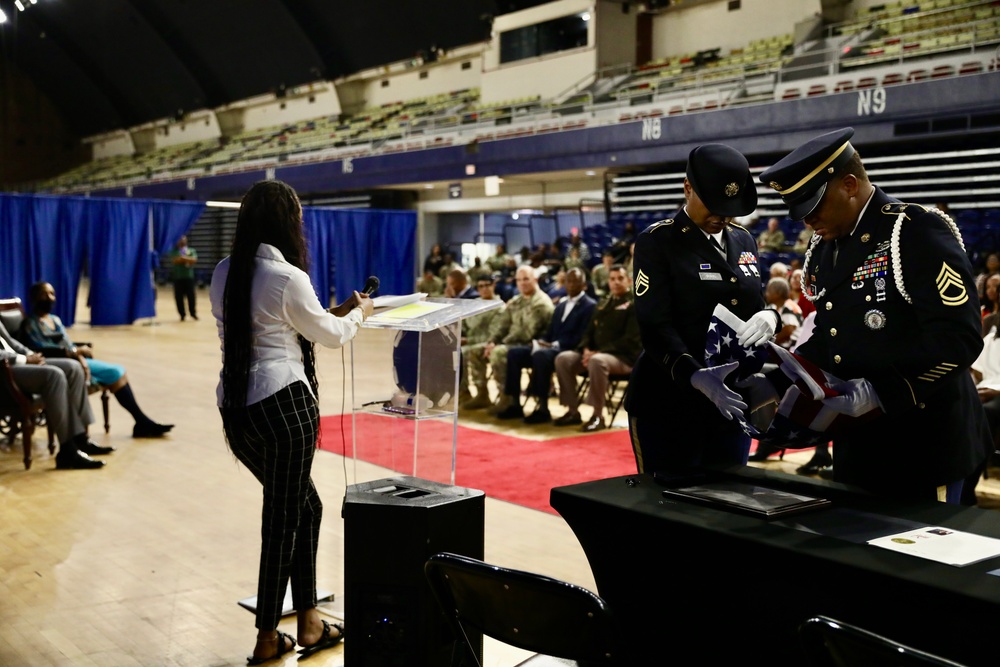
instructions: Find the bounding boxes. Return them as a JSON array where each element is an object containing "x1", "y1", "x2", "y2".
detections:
[
  {"x1": 866, "y1": 295, "x2": 872, "y2": 302},
  {"x1": 834, "y1": 355, "x2": 842, "y2": 363},
  {"x1": 918, "y1": 403, "x2": 926, "y2": 409},
  {"x1": 730, "y1": 277, "x2": 737, "y2": 283},
  {"x1": 825, "y1": 302, "x2": 833, "y2": 310},
  {"x1": 830, "y1": 328, "x2": 837, "y2": 336},
  {"x1": 731, "y1": 299, "x2": 738, "y2": 306}
]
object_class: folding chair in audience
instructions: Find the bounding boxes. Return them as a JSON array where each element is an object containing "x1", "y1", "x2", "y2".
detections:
[{"x1": 575, "y1": 370, "x2": 631, "y2": 425}]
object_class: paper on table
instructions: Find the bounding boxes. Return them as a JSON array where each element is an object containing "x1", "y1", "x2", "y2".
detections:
[
  {"x1": 372, "y1": 293, "x2": 426, "y2": 309},
  {"x1": 367, "y1": 300, "x2": 450, "y2": 322},
  {"x1": 867, "y1": 526, "x2": 1000, "y2": 566}
]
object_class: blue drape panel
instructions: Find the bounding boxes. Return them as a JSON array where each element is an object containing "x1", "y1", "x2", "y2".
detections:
[
  {"x1": 152, "y1": 200, "x2": 206, "y2": 259},
  {"x1": 86, "y1": 199, "x2": 155, "y2": 325},
  {"x1": 303, "y1": 212, "x2": 334, "y2": 308},
  {"x1": 31, "y1": 196, "x2": 88, "y2": 326},
  {"x1": 324, "y1": 208, "x2": 416, "y2": 299},
  {"x1": 0, "y1": 195, "x2": 35, "y2": 309}
]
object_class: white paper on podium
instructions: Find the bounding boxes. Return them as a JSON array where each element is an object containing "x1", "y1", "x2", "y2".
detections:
[
  {"x1": 372, "y1": 293, "x2": 426, "y2": 309},
  {"x1": 868, "y1": 526, "x2": 1000, "y2": 566},
  {"x1": 367, "y1": 301, "x2": 450, "y2": 323}
]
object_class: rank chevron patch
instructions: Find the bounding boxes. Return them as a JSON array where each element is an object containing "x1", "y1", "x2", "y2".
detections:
[
  {"x1": 635, "y1": 269, "x2": 650, "y2": 296},
  {"x1": 935, "y1": 262, "x2": 968, "y2": 306}
]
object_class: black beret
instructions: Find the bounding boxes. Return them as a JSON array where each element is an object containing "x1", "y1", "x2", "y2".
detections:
[
  {"x1": 759, "y1": 127, "x2": 857, "y2": 220},
  {"x1": 686, "y1": 144, "x2": 758, "y2": 218}
]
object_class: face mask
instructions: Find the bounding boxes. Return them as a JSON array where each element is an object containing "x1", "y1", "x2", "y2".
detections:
[{"x1": 35, "y1": 300, "x2": 54, "y2": 314}]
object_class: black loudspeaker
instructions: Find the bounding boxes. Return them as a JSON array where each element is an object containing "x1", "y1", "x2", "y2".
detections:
[{"x1": 343, "y1": 476, "x2": 485, "y2": 667}]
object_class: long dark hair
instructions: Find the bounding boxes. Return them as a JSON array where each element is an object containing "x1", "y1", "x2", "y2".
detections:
[{"x1": 221, "y1": 180, "x2": 318, "y2": 408}]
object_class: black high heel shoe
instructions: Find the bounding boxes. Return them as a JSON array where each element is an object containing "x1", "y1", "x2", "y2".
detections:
[{"x1": 749, "y1": 444, "x2": 785, "y2": 462}]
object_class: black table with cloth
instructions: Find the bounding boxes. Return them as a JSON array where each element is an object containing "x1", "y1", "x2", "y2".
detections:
[{"x1": 550, "y1": 468, "x2": 1000, "y2": 666}]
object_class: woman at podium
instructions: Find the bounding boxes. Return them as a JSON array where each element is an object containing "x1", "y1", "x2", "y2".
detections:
[{"x1": 210, "y1": 180, "x2": 373, "y2": 664}]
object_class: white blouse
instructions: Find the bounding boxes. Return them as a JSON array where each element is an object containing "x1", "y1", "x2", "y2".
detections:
[{"x1": 211, "y1": 243, "x2": 364, "y2": 407}]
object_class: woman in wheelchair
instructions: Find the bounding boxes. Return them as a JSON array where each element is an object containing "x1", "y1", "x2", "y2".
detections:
[{"x1": 20, "y1": 282, "x2": 173, "y2": 438}]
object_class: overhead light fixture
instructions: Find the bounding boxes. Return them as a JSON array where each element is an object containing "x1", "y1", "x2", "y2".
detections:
[
  {"x1": 29, "y1": 0, "x2": 37, "y2": 4},
  {"x1": 14, "y1": 0, "x2": 25, "y2": 11},
  {"x1": 581, "y1": 11, "x2": 591, "y2": 21},
  {"x1": 0, "y1": 9, "x2": 6, "y2": 23},
  {"x1": 423, "y1": 184, "x2": 434, "y2": 189},
  {"x1": 206, "y1": 200, "x2": 241, "y2": 209},
  {"x1": 585, "y1": 170, "x2": 596, "y2": 176},
  {"x1": 512, "y1": 213, "x2": 519, "y2": 220}
]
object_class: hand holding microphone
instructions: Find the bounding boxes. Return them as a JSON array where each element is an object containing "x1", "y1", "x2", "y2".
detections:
[{"x1": 329, "y1": 275, "x2": 378, "y2": 318}]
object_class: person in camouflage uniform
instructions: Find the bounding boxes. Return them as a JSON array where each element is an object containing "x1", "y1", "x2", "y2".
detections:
[
  {"x1": 460, "y1": 276, "x2": 505, "y2": 406},
  {"x1": 465, "y1": 266, "x2": 554, "y2": 411}
]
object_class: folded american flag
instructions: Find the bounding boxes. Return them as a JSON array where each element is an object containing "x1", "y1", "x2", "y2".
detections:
[{"x1": 705, "y1": 305, "x2": 882, "y2": 447}]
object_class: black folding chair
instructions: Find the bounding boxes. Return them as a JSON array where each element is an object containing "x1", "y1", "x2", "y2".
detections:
[
  {"x1": 799, "y1": 615, "x2": 969, "y2": 667},
  {"x1": 425, "y1": 552, "x2": 616, "y2": 667}
]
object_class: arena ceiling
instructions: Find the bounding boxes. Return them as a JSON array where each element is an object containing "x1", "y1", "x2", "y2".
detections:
[{"x1": 0, "y1": 0, "x2": 550, "y2": 137}]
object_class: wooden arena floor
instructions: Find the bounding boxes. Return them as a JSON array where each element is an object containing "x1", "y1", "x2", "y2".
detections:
[
  {"x1": 2, "y1": 285, "x2": 999, "y2": 666},
  {"x1": 0, "y1": 286, "x2": 594, "y2": 666}
]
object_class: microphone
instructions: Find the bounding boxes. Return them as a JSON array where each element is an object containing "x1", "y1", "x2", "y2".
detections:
[{"x1": 361, "y1": 275, "x2": 380, "y2": 296}]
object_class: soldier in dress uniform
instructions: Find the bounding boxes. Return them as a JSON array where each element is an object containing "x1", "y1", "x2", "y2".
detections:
[
  {"x1": 760, "y1": 127, "x2": 989, "y2": 503},
  {"x1": 625, "y1": 144, "x2": 779, "y2": 475}
]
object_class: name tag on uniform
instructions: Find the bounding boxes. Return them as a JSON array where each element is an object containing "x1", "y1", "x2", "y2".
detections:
[{"x1": 699, "y1": 272, "x2": 723, "y2": 281}]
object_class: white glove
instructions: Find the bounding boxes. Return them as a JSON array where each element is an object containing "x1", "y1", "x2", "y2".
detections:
[
  {"x1": 737, "y1": 310, "x2": 778, "y2": 347},
  {"x1": 690, "y1": 361, "x2": 748, "y2": 421},
  {"x1": 822, "y1": 379, "x2": 883, "y2": 417}
]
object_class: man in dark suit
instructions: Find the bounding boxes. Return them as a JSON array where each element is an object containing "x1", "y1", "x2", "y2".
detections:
[
  {"x1": 625, "y1": 144, "x2": 778, "y2": 475},
  {"x1": 0, "y1": 317, "x2": 111, "y2": 469},
  {"x1": 445, "y1": 268, "x2": 479, "y2": 299},
  {"x1": 760, "y1": 127, "x2": 989, "y2": 503},
  {"x1": 497, "y1": 268, "x2": 596, "y2": 423}
]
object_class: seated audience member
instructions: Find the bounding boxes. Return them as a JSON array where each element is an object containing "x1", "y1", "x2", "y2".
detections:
[
  {"x1": 495, "y1": 257, "x2": 519, "y2": 301},
  {"x1": 591, "y1": 251, "x2": 615, "y2": 298},
  {"x1": 769, "y1": 261, "x2": 789, "y2": 280},
  {"x1": 423, "y1": 243, "x2": 445, "y2": 276},
  {"x1": 757, "y1": 217, "x2": 786, "y2": 252},
  {"x1": 982, "y1": 274, "x2": 1000, "y2": 333},
  {"x1": 564, "y1": 247, "x2": 587, "y2": 276},
  {"x1": 546, "y1": 268, "x2": 568, "y2": 302},
  {"x1": 486, "y1": 243, "x2": 513, "y2": 273},
  {"x1": 465, "y1": 266, "x2": 554, "y2": 413},
  {"x1": 789, "y1": 268, "x2": 816, "y2": 319},
  {"x1": 417, "y1": 269, "x2": 444, "y2": 296},
  {"x1": 970, "y1": 325, "x2": 1000, "y2": 502},
  {"x1": 554, "y1": 265, "x2": 641, "y2": 432},
  {"x1": 764, "y1": 277, "x2": 802, "y2": 349},
  {"x1": 623, "y1": 242, "x2": 635, "y2": 281},
  {"x1": 20, "y1": 282, "x2": 173, "y2": 438},
  {"x1": 444, "y1": 269, "x2": 479, "y2": 299},
  {"x1": 497, "y1": 268, "x2": 595, "y2": 423},
  {"x1": 792, "y1": 226, "x2": 814, "y2": 254},
  {"x1": 459, "y1": 277, "x2": 505, "y2": 407},
  {"x1": 976, "y1": 252, "x2": 1000, "y2": 303},
  {"x1": 1, "y1": 317, "x2": 111, "y2": 468},
  {"x1": 468, "y1": 257, "x2": 491, "y2": 284},
  {"x1": 609, "y1": 222, "x2": 636, "y2": 263},
  {"x1": 568, "y1": 232, "x2": 591, "y2": 262},
  {"x1": 437, "y1": 252, "x2": 462, "y2": 282}
]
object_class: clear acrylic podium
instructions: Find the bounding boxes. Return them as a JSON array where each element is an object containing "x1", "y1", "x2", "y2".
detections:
[{"x1": 349, "y1": 297, "x2": 501, "y2": 485}]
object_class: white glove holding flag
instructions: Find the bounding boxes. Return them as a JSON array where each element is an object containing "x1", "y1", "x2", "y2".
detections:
[
  {"x1": 690, "y1": 361, "x2": 747, "y2": 421},
  {"x1": 821, "y1": 379, "x2": 883, "y2": 417},
  {"x1": 736, "y1": 310, "x2": 779, "y2": 347}
]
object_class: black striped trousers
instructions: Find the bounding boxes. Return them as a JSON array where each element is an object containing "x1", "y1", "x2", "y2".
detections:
[{"x1": 221, "y1": 381, "x2": 322, "y2": 630}]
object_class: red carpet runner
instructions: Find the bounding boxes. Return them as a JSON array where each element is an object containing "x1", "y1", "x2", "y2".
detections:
[{"x1": 318, "y1": 413, "x2": 636, "y2": 514}]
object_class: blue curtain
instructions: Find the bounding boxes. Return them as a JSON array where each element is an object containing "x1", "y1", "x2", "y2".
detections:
[
  {"x1": 303, "y1": 211, "x2": 335, "y2": 308},
  {"x1": 323, "y1": 208, "x2": 416, "y2": 299},
  {"x1": 152, "y1": 200, "x2": 206, "y2": 261},
  {"x1": 86, "y1": 199, "x2": 155, "y2": 325},
  {"x1": 0, "y1": 195, "x2": 36, "y2": 309}
]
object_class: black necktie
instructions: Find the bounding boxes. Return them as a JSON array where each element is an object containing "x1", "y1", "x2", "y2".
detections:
[{"x1": 711, "y1": 236, "x2": 726, "y2": 258}]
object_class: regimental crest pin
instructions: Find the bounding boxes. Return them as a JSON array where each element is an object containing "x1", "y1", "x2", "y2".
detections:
[
  {"x1": 724, "y1": 182, "x2": 739, "y2": 197},
  {"x1": 635, "y1": 269, "x2": 650, "y2": 296},
  {"x1": 769, "y1": 181, "x2": 782, "y2": 192},
  {"x1": 936, "y1": 262, "x2": 968, "y2": 306},
  {"x1": 864, "y1": 309, "x2": 886, "y2": 330}
]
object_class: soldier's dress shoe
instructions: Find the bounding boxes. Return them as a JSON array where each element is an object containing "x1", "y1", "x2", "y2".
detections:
[
  {"x1": 496, "y1": 405, "x2": 525, "y2": 420},
  {"x1": 55, "y1": 450, "x2": 105, "y2": 470},
  {"x1": 795, "y1": 449, "x2": 834, "y2": 476},
  {"x1": 523, "y1": 409, "x2": 551, "y2": 424},
  {"x1": 554, "y1": 412, "x2": 583, "y2": 426},
  {"x1": 76, "y1": 439, "x2": 115, "y2": 456},
  {"x1": 581, "y1": 415, "x2": 605, "y2": 432}
]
